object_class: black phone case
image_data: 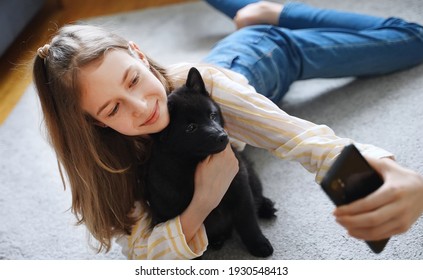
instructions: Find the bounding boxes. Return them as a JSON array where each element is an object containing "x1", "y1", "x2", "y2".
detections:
[{"x1": 320, "y1": 144, "x2": 389, "y2": 254}]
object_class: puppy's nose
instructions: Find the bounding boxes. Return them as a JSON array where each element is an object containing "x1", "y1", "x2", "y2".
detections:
[{"x1": 217, "y1": 132, "x2": 229, "y2": 144}]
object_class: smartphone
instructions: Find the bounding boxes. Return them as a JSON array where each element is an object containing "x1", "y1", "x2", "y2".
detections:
[{"x1": 320, "y1": 144, "x2": 389, "y2": 253}]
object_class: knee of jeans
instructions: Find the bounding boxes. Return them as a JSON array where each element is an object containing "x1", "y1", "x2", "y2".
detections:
[
  {"x1": 382, "y1": 18, "x2": 423, "y2": 63},
  {"x1": 383, "y1": 17, "x2": 423, "y2": 42}
]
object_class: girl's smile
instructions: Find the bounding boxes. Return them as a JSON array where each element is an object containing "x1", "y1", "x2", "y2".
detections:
[
  {"x1": 79, "y1": 46, "x2": 169, "y2": 136},
  {"x1": 142, "y1": 100, "x2": 160, "y2": 126}
]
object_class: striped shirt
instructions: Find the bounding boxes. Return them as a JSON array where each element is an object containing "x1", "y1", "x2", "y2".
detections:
[{"x1": 115, "y1": 63, "x2": 393, "y2": 259}]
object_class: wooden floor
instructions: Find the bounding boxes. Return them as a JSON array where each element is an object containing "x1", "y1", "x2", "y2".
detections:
[{"x1": 0, "y1": 0, "x2": 193, "y2": 124}]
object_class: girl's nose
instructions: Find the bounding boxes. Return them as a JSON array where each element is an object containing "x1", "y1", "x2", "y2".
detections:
[{"x1": 130, "y1": 97, "x2": 148, "y2": 118}]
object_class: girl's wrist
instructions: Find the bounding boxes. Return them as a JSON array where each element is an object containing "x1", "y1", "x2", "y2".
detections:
[{"x1": 180, "y1": 196, "x2": 211, "y2": 242}]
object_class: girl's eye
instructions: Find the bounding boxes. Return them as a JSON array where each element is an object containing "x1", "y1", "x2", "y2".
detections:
[
  {"x1": 186, "y1": 123, "x2": 197, "y2": 133},
  {"x1": 210, "y1": 112, "x2": 217, "y2": 121},
  {"x1": 130, "y1": 73, "x2": 140, "y2": 88},
  {"x1": 108, "y1": 103, "x2": 120, "y2": 117}
]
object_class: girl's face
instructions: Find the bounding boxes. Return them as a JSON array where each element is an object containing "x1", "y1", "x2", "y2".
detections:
[{"x1": 80, "y1": 44, "x2": 169, "y2": 136}]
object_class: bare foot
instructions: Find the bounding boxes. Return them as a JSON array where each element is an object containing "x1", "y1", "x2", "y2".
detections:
[{"x1": 234, "y1": 1, "x2": 284, "y2": 29}]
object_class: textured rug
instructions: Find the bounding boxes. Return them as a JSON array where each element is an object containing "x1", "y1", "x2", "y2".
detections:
[{"x1": 1, "y1": 0, "x2": 423, "y2": 260}]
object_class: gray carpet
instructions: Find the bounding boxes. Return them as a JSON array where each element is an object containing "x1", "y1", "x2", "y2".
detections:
[{"x1": 1, "y1": 0, "x2": 422, "y2": 260}]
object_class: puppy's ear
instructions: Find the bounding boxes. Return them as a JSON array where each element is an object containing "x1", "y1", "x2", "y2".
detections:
[{"x1": 186, "y1": 67, "x2": 207, "y2": 96}]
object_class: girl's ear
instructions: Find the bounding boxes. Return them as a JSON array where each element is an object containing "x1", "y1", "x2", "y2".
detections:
[{"x1": 128, "y1": 41, "x2": 150, "y2": 66}]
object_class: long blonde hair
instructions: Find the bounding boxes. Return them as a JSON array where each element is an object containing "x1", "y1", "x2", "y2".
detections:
[{"x1": 33, "y1": 24, "x2": 173, "y2": 252}]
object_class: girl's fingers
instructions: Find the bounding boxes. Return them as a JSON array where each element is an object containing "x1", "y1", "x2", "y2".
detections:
[
  {"x1": 334, "y1": 183, "x2": 394, "y2": 216},
  {"x1": 334, "y1": 157, "x2": 397, "y2": 216},
  {"x1": 345, "y1": 216, "x2": 406, "y2": 241},
  {"x1": 336, "y1": 197, "x2": 395, "y2": 227}
]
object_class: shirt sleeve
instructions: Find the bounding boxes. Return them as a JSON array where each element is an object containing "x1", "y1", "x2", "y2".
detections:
[
  {"x1": 196, "y1": 65, "x2": 394, "y2": 183},
  {"x1": 115, "y1": 201, "x2": 208, "y2": 260}
]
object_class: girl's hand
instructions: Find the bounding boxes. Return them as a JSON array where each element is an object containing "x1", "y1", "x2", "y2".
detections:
[
  {"x1": 334, "y1": 157, "x2": 423, "y2": 241},
  {"x1": 179, "y1": 143, "x2": 239, "y2": 242},
  {"x1": 193, "y1": 143, "x2": 239, "y2": 212}
]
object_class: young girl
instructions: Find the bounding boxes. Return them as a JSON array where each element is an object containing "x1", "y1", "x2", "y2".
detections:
[{"x1": 33, "y1": 2, "x2": 423, "y2": 259}]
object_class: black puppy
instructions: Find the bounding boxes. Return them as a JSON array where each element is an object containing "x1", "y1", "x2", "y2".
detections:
[{"x1": 145, "y1": 67, "x2": 276, "y2": 257}]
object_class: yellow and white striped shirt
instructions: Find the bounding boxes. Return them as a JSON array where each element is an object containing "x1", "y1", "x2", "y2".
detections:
[{"x1": 116, "y1": 63, "x2": 393, "y2": 260}]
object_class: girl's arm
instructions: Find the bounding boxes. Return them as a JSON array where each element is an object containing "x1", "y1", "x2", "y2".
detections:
[
  {"x1": 196, "y1": 65, "x2": 423, "y2": 241},
  {"x1": 180, "y1": 144, "x2": 239, "y2": 242},
  {"x1": 116, "y1": 201, "x2": 208, "y2": 259},
  {"x1": 117, "y1": 144, "x2": 238, "y2": 259},
  {"x1": 196, "y1": 65, "x2": 393, "y2": 183}
]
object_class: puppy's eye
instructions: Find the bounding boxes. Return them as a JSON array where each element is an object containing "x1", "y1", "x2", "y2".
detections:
[
  {"x1": 210, "y1": 112, "x2": 217, "y2": 121},
  {"x1": 186, "y1": 123, "x2": 198, "y2": 133}
]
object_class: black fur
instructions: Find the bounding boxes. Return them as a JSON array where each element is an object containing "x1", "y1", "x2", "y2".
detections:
[{"x1": 145, "y1": 67, "x2": 276, "y2": 257}]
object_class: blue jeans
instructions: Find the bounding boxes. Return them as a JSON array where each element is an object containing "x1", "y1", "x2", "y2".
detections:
[
  {"x1": 204, "y1": 0, "x2": 258, "y2": 19},
  {"x1": 203, "y1": 2, "x2": 423, "y2": 103}
]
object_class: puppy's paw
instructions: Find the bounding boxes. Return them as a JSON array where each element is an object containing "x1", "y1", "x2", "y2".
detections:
[
  {"x1": 208, "y1": 236, "x2": 226, "y2": 250},
  {"x1": 247, "y1": 236, "x2": 273, "y2": 258},
  {"x1": 258, "y1": 197, "x2": 277, "y2": 219}
]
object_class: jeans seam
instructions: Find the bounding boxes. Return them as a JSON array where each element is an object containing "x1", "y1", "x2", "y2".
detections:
[{"x1": 301, "y1": 34, "x2": 422, "y2": 52}]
